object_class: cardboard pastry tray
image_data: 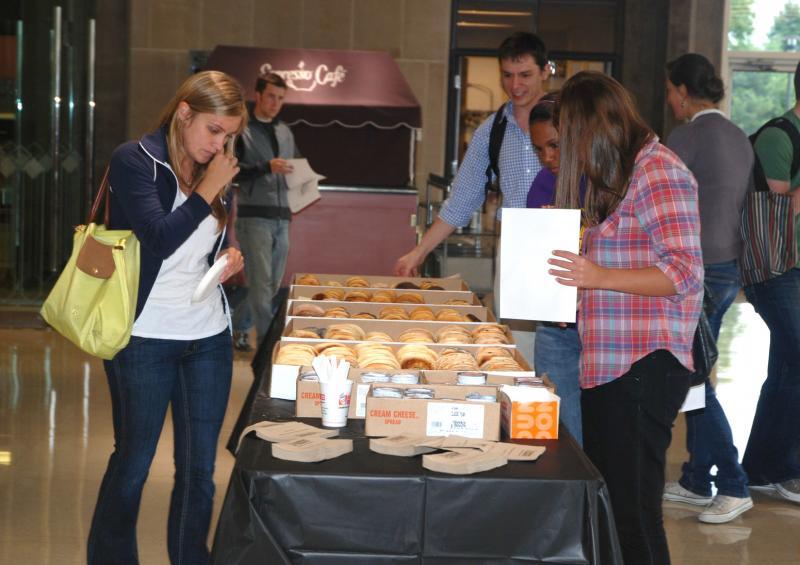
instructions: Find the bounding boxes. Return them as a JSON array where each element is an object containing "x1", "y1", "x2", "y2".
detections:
[
  {"x1": 286, "y1": 299, "x2": 495, "y2": 323},
  {"x1": 291, "y1": 272, "x2": 469, "y2": 291},
  {"x1": 272, "y1": 339, "x2": 530, "y2": 370},
  {"x1": 289, "y1": 285, "x2": 481, "y2": 306},
  {"x1": 282, "y1": 317, "x2": 514, "y2": 347}
]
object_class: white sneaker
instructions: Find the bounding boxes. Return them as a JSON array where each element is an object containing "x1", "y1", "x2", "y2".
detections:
[
  {"x1": 748, "y1": 483, "x2": 778, "y2": 494},
  {"x1": 776, "y1": 479, "x2": 800, "y2": 503},
  {"x1": 663, "y1": 482, "x2": 713, "y2": 506},
  {"x1": 698, "y1": 495, "x2": 753, "y2": 524}
]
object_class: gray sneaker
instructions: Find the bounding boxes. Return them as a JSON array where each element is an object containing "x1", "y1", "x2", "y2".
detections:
[
  {"x1": 663, "y1": 482, "x2": 713, "y2": 506},
  {"x1": 776, "y1": 479, "x2": 800, "y2": 503},
  {"x1": 698, "y1": 495, "x2": 753, "y2": 524}
]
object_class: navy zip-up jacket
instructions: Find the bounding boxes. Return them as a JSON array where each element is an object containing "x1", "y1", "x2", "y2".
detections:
[{"x1": 107, "y1": 127, "x2": 227, "y2": 320}]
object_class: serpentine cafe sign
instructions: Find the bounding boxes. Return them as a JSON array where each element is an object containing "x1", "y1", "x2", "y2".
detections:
[{"x1": 259, "y1": 61, "x2": 347, "y2": 92}]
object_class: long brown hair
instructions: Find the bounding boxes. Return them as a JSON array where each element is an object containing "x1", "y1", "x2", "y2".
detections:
[
  {"x1": 554, "y1": 71, "x2": 652, "y2": 225},
  {"x1": 156, "y1": 71, "x2": 247, "y2": 230}
]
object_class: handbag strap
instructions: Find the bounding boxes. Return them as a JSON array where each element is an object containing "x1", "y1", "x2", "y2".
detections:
[{"x1": 87, "y1": 167, "x2": 111, "y2": 225}]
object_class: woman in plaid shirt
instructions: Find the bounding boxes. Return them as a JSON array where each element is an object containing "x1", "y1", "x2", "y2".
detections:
[{"x1": 548, "y1": 71, "x2": 704, "y2": 565}]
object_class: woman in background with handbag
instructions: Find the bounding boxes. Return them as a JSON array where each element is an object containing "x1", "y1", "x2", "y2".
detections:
[
  {"x1": 548, "y1": 71, "x2": 703, "y2": 565},
  {"x1": 87, "y1": 70, "x2": 246, "y2": 565},
  {"x1": 661, "y1": 53, "x2": 754, "y2": 523}
]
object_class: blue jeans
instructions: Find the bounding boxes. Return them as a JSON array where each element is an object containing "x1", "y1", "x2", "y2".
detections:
[
  {"x1": 88, "y1": 331, "x2": 233, "y2": 565},
  {"x1": 534, "y1": 324, "x2": 582, "y2": 445},
  {"x1": 234, "y1": 217, "x2": 290, "y2": 344},
  {"x1": 680, "y1": 260, "x2": 749, "y2": 498},
  {"x1": 742, "y1": 266, "x2": 800, "y2": 485}
]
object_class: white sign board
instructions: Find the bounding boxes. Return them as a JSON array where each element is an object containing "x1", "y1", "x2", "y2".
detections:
[{"x1": 499, "y1": 208, "x2": 581, "y2": 322}]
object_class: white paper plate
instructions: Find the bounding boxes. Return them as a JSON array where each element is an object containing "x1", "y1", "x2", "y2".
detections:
[{"x1": 191, "y1": 254, "x2": 228, "y2": 304}]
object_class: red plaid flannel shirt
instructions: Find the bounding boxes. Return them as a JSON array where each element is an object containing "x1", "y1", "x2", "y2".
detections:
[{"x1": 578, "y1": 138, "x2": 704, "y2": 389}]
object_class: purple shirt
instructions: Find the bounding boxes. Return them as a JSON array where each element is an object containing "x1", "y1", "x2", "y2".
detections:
[
  {"x1": 526, "y1": 168, "x2": 557, "y2": 208},
  {"x1": 525, "y1": 168, "x2": 587, "y2": 208}
]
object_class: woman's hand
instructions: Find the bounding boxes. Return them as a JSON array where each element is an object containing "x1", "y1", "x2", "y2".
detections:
[
  {"x1": 196, "y1": 152, "x2": 239, "y2": 204},
  {"x1": 218, "y1": 247, "x2": 244, "y2": 283},
  {"x1": 547, "y1": 250, "x2": 603, "y2": 289}
]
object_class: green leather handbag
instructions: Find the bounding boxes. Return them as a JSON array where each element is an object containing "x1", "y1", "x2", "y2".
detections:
[{"x1": 40, "y1": 169, "x2": 140, "y2": 359}]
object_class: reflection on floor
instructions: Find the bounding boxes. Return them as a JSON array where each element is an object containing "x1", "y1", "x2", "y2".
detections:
[{"x1": 1, "y1": 300, "x2": 799, "y2": 564}]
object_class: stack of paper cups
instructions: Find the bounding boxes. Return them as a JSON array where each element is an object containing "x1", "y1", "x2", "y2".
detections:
[{"x1": 312, "y1": 355, "x2": 352, "y2": 428}]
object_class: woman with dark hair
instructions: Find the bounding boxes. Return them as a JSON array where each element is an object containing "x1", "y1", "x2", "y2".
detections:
[
  {"x1": 526, "y1": 93, "x2": 585, "y2": 445},
  {"x1": 87, "y1": 70, "x2": 247, "y2": 565},
  {"x1": 662, "y1": 53, "x2": 754, "y2": 523},
  {"x1": 549, "y1": 71, "x2": 703, "y2": 565}
]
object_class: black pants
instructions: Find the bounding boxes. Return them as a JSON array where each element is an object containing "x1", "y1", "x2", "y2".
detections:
[{"x1": 582, "y1": 350, "x2": 691, "y2": 565}]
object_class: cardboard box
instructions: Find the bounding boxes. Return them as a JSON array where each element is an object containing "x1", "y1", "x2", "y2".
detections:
[
  {"x1": 292, "y1": 273, "x2": 469, "y2": 291},
  {"x1": 365, "y1": 382, "x2": 502, "y2": 441},
  {"x1": 286, "y1": 299, "x2": 495, "y2": 323},
  {"x1": 289, "y1": 285, "x2": 481, "y2": 306},
  {"x1": 270, "y1": 342, "x2": 534, "y2": 401},
  {"x1": 499, "y1": 386, "x2": 561, "y2": 439},
  {"x1": 282, "y1": 318, "x2": 515, "y2": 348}
]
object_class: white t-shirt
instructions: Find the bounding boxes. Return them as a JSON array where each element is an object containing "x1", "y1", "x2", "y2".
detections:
[{"x1": 132, "y1": 189, "x2": 228, "y2": 339}]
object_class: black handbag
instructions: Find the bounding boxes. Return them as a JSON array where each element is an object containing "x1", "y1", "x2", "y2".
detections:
[{"x1": 690, "y1": 285, "x2": 719, "y2": 386}]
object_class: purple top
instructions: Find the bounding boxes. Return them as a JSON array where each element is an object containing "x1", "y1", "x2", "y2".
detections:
[
  {"x1": 526, "y1": 168, "x2": 587, "y2": 208},
  {"x1": 526, "y1": 168, "x2": 557, "y2": 208}
]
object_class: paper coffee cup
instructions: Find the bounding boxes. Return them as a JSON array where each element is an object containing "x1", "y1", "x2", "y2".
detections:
[{"x1": 320, "y1": 379, "x2": 353, "y2": 427}]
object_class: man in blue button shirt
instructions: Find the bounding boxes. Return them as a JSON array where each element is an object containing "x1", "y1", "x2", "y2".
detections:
[{"x1": 395, "y1": 32, "x2": 550, "y2": 276}]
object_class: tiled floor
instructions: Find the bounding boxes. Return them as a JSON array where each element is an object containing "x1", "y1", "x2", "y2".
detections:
[{"x1": 1, "y1": 300, "x2": 799, "y2": 564}]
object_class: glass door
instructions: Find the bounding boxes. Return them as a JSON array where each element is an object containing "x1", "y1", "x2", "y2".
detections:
[{"x1": 0, "y1": 1, "x2": 96, "y2": 303}]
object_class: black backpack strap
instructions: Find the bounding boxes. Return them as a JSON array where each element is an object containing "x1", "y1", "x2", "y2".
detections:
[
  {"x1": 750, "y1": 117, "x2": 800, "y2": 192},
  {"x1": 484, "y1": 102, "x2": 508, "y2": 197}
]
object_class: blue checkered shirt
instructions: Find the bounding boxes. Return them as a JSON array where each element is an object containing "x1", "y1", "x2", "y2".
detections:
[{"x1": 440, "y1": 102, "x2": 542, "y2": 227}]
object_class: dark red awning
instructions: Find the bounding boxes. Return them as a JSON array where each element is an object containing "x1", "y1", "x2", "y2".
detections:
[{"x1": 205, "y1": 46, "x2": 421, "y2": 129}]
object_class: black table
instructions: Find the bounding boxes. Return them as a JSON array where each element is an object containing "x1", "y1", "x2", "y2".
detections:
[
  {"x1": 214, "y1": 292, "x2": 621, "y2": 564},
  {"x1": 212, "y1": 393, "x2": 622, "y2": 564}
]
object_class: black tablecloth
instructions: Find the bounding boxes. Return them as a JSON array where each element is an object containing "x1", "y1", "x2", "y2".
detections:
[
  {"x1": 213, "y1": 394, "x2": 622, "y2": 564},
  {"x1": 214, "y1": 293, "x2": 622, "y2": 564}
]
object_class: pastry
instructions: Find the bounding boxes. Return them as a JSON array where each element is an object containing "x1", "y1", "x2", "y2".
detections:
[
  {"x1": 365, "y1": 331, "x2": 393, "y2": 342},
  {"x1": 435, "y1": 308, "x2": 465, "y2": 322},
  {"x1": 476, "y1": 346, "x2": 514, "y2": 366},
  {"x1": 409, "y1": 306, "x2": 435, "y2": 321},
  {"x1": 435, "y1": 325, "x2": 473, "y2": 344},
  {"x1": 293, "y1": 303, "x2": 325, "y2": 317},
  {"x1": 434, "y1": 348, "x2": 479, "y2": 371},
  {"x1": 396, "y1": 292, "x2": 424, "y2": 304},
  {"x1": 379, "y1": 306, "x2": 410, "y2": 320},
  {"x1": 275, "y1": 343, "x2": 317, "y2": 366},
  {"x1": 396, "y1": 344, "x2": 438, "y2": 370},
  {"x1": 398, "y1": 328, "x2": 436, "y2": 343},
  {"x1": 324, "y1": 306, "x2": 350, "y2": 318},
  {"x1": 325, "y1": 323, "x2": 366, "y2": 341},
  {"x1": 296, "y1": 274, "x2": 320, "y2": 286},
  {"x1": 370, "y1": 290, "x2": 397, "y2": 303},
  {"x1": 344, "y1": 276, "x2": 370, "y2": 288},
  {"x1": 288, "y1": 328, "x2": 323, "y2": 339},
  {"x1": 352, "y1": 312, "x2": 377, "y2": 319},
  {"x1": 471, "y1": 325, "x2": 510, "y2": 345},
  {"x1": 344, "y1": 290, "x2": 371, "y2": 302}
]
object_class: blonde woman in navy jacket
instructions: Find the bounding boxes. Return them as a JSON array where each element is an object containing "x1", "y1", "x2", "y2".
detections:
[{"x1": 87, "y1": 71, "x2": 246, "y2": 565}]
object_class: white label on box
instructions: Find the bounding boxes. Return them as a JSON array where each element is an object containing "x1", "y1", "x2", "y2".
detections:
[
  {"x1": 355, "y1": 383, "x2": 370, "y2": 417},
  {"x1": 271, "y1": 364, "x2": 300, "y2": 400},
  {"x1": 426, "y1": 402, "x2": 485, "y2": 439}
]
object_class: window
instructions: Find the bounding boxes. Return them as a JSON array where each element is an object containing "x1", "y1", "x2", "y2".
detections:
[{"x1": 726, "y1": 0, "x2": 800, "y2": 133}]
